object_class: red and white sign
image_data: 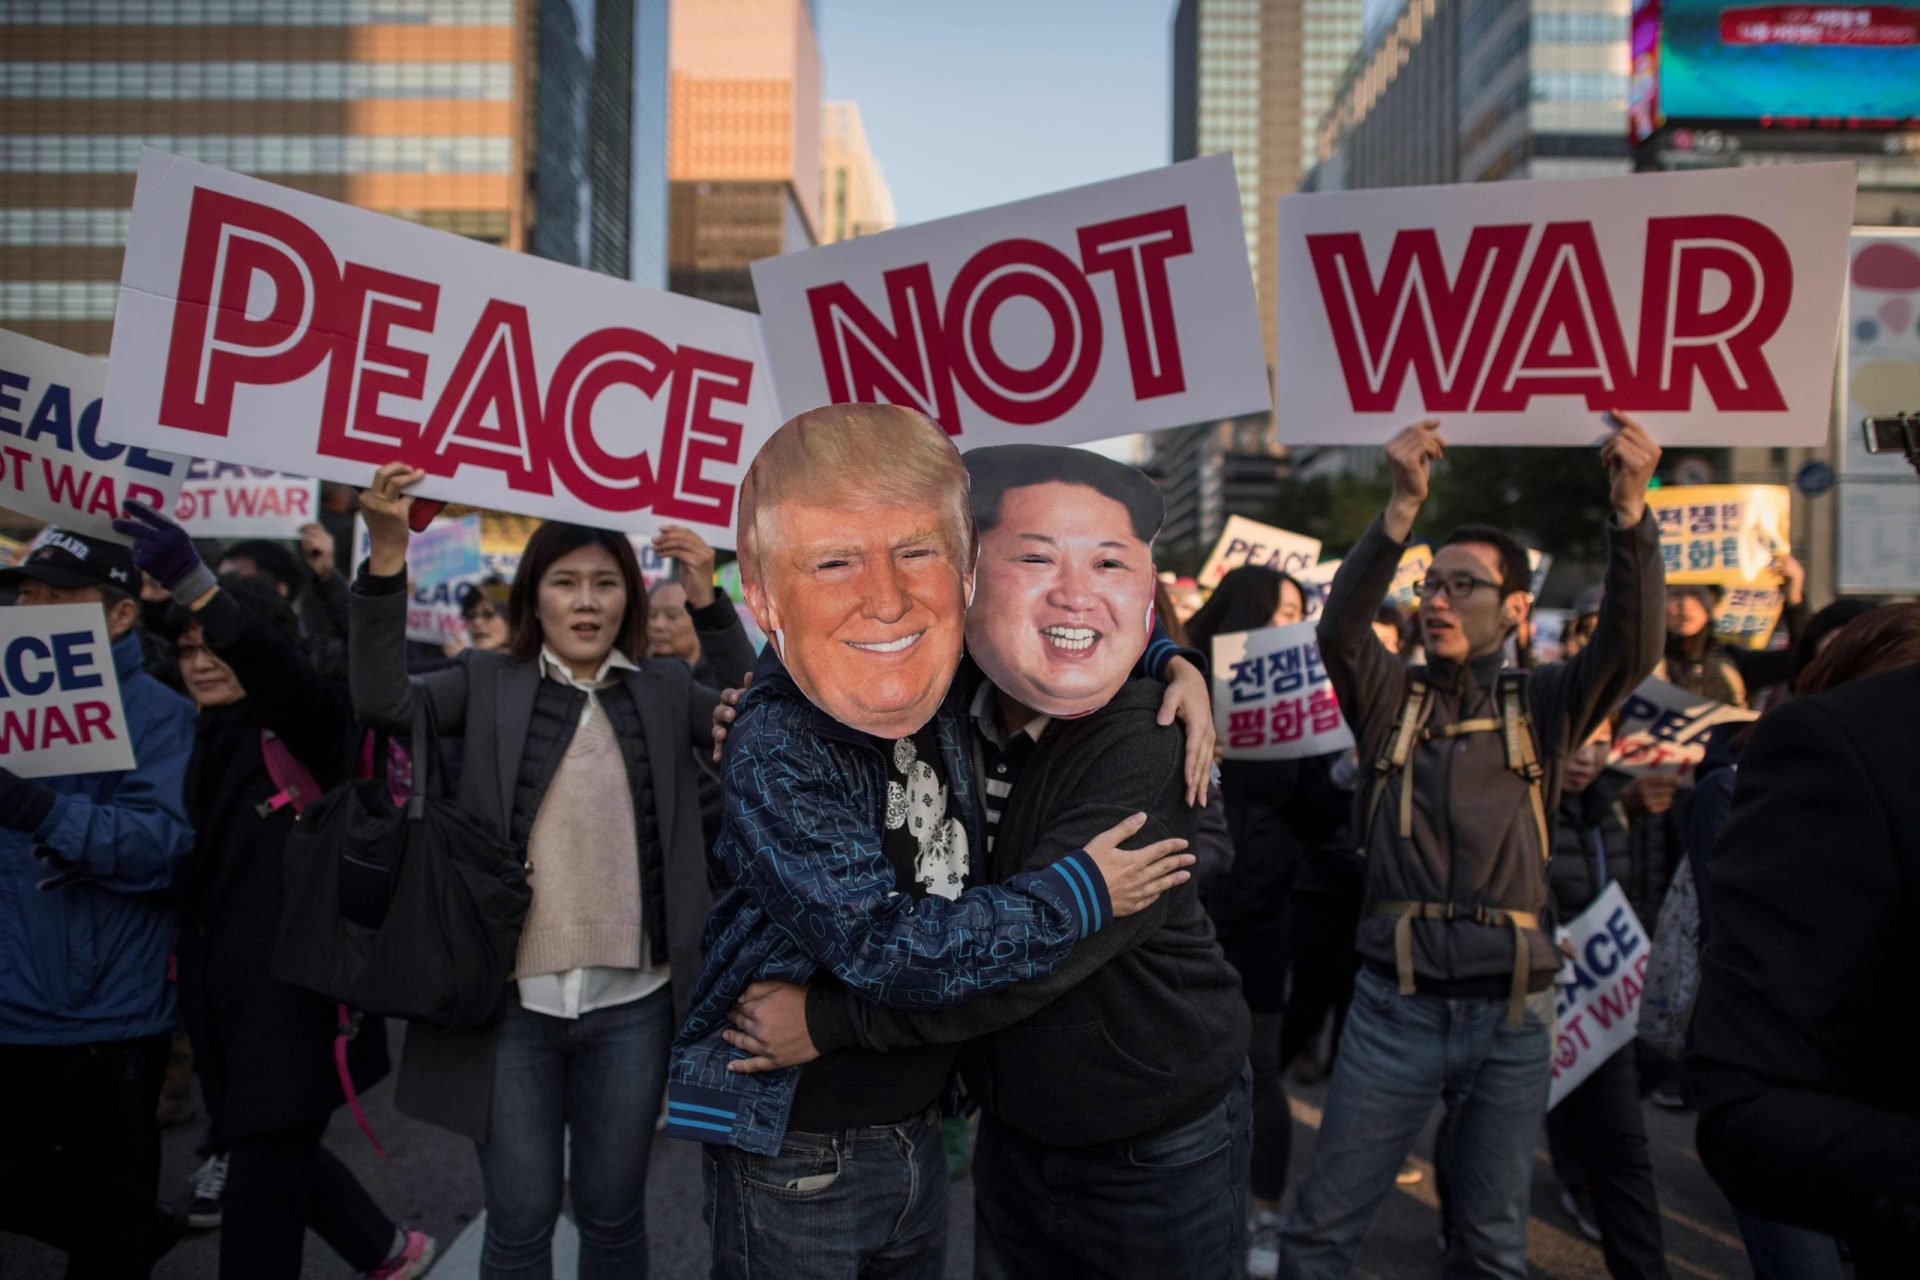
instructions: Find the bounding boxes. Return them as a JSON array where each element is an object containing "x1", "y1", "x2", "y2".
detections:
[
  {"x1": 1211, "y1": 621, "x2": 1355, "y2": 761},
  {"x1": 1720, "y1": 6, "x2": 1918, "y2": 46},
  {"x1": 1550, "y1": 883, "x2": 1650, "y2": 1109},
  {"x1": 0, "y1": 603, "x2": 135, "y2": 778},
  {"x1": 751, "y1": 155, "x2": 1270, "y2": 448},
  {"x1": 101, "y1": 150, "x2": 778, "y2": 548},
  {"x1": 1197, "y1": 516, "x2": 1322, "y2": 591},
  {"x1": 1608, "y1": 677, "x2": 1758, "y2": 781},
  {"x1": 172, "y1": 459, "x2": 318, "y2": 538},
  {"x1": 1273, "y1": 164, "x2": 1856, "y2": 446}
]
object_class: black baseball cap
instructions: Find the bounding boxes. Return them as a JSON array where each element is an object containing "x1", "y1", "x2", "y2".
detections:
[{"x1": 0, "y1": 529, "x2": 138, "y2": 593}]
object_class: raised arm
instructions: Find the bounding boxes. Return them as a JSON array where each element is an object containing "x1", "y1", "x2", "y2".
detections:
[{"x1": 347, "y1": 462, "x2": 469, "y2": 734}]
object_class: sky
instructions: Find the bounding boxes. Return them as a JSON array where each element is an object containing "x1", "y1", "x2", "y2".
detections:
[{"x1": 818, "y1": 0, "x2": 1177, "y2": 228}]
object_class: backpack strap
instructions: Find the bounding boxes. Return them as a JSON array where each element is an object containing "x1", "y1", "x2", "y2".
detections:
[
  {"x1": 1360, "y1": 677, "x2": 1433, "y2": 853},
  {"x1": 1496, "y1": 673, "x2": 1550, "y2": 867},
  {"x1": 1371, "y1": 900, "x2": 1541, "y2": 1026}
]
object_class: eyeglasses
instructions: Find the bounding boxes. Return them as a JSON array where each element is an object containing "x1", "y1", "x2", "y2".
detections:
[{"x1": 1414, "y1": 572, "x2": 1505, "y2": 602}]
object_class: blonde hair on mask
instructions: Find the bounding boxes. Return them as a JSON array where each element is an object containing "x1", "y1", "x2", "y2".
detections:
[{"x1": 735, "y1": 404, "x2": 974, "y2": 589}]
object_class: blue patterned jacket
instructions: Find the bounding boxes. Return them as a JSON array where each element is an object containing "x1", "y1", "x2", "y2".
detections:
[{"x1": 665, "y1": 649, "x2": 1113, "y2": 1154}]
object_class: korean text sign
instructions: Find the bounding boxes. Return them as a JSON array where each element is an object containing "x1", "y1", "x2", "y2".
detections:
[
  {"x1": 0, "y1": 328, "x2": 185, "y2": 542},
  {"x1": 1647, "y1": 484, "x2": 1790, "y2": 585},
  {"x1": 1607, "y1": 678, "x2": 1757, "y2": 781},
  {"x1": 172, "y1": 459, "x2": 318, "y2": 538},
  {"x1": 1712, "y1": 584, "x2": 1785, "y2": 651},
  {"x1": 1272, "y1": 164, "x2": 1855, "y2": 446},
  {"x1": 102, "y1": 150, "x2": 778, "y2": 548},
  {"x1": 1211, "y1": 621, "x2": 1354, "y2": 761},
  {"x1": 0, "y1": 603, "x2": 135, "y2": 778},
  {"x1": 752, "y1": 155, "x2": 1271, "y2": 448},
  {"x1": 1197, "y1": 516, "x2": 1323, "y2": 591},
  {"x1": 1550, "y1": 883, "x2": 1649, "y2": 1109}
]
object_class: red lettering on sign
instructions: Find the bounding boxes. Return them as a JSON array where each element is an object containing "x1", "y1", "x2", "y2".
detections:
[
  {"x1": 803, "y1": 206, "x2": 1197, "y2": 434},
  {"x1": 1307, "y1": 215, "x2": 1795, "y2": 415}
]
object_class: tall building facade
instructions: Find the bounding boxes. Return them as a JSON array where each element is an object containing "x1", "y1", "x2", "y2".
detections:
[
  {"x1": 0, "y1": 0, "x2": 672, "y2": 358},
  {"x1": 1157, "y1": 0, "x2": 1364, "y2": 560},
  {"x1": 1312, "y1": 0, "x2": 1459, "y2": 193},
  {"x1": 1456, "y1": 0, "x2": 1631, "y2": 182},
  {"x1": 820, "y1": 101, "x2": 894, "y2": 244},
  {"x1": 666, "y1": 0, "x2": 820, "y2": 310}
]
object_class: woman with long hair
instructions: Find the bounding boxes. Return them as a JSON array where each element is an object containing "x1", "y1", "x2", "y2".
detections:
[
  {"x1": 1185, "y1": 565, "x2": 1351, "y2": 1278},
  {"x1": 351, "y1": 463, "x2": 720, "y2": 1279}
]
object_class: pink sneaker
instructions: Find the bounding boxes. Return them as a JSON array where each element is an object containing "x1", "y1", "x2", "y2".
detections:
[{"x1": 367, "y1": 1230, "x2": 436, "y2": 1280}]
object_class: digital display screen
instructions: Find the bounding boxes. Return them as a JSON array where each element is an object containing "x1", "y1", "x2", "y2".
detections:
[{"x1": 1649, "y1": 2, "x2": 1920, "y2": 131}]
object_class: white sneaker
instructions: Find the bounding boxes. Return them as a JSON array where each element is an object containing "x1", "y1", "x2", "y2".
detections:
[
  {"x1": 1246, "y1": 1210, "x2": 1282, "y2": 1279},
  {"x1": 186, "y1": 1152, "x2": 228, "y2": 1230}
]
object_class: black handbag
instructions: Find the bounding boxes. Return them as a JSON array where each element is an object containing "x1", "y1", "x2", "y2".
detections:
[{"x1": 272, "y1": 695, "x2": 532, "y2": 1030}]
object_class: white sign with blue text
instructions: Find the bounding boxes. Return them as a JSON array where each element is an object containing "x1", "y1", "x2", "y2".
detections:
[{"x1": 0, "y1": 603, "x2": 135, "y2": 778}]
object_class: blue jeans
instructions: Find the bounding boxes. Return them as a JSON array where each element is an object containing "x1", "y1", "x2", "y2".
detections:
[
  {"x1": 703, "y1": 1104, "x2": 947, "y2": 1279},
  {"x1": 1281, "y1": 968, "x2": 1553, "y2": 1280},
  {"x1": 477, "y1": 987, "x2": 672, "y2": 1280},
  {"x1": 1735, "y1": 1210, "x2": 1847, "y2": 1280},
  {"x1": 972, "y1": 1065, "x2": 1253, "y2": 1279}
]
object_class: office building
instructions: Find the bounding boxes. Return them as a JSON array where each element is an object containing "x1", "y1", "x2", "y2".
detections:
[
  {"x1": 667, "y1": 0, "x2": 820, "y2": 310},
  {"x1": 0, "y1": 0, "x2": 673, "y2": 358},
  {"x1": 820, "y1": 100, "x2": 894, "y2": 244}
]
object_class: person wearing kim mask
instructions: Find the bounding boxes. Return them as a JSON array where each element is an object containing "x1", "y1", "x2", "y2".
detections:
[
  {"x1": 666, "y1": 409, "x2": 1208, "y2": 1280},
  {"x1": 718, "y1": 444, "x2": 1254, "y2": 1280}
]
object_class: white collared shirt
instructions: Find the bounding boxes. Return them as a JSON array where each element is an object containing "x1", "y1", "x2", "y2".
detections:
[{"x1": 516, "y1": 644, "x2": 670, "y2": 1020}]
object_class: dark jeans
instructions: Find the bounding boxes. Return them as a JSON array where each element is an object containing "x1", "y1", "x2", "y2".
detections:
[
  {"x1": 972, "y1": 1065, "x2": 1253, "y2": 1280},
  {"x1": 477, "y1": 987, "x2": 672, "y2": 1280},
  {"x1": 1248, "y1": 1010, "x2": 1293, "y2": 1204},
  {"x1": 1281, "y1": 969, "x2": 1554, "y2": 1280},
  {"x1": 1280, "y1": 887, "x2": 1361, "y2": 1072},
  {"x1": 1546, "y1": 1047, "x2": 1670, "y2": 1280},
  {"x1": 222, "y1": 1117, "x2": 395, "y2": 1279},
  {"x1": 0, "y1": 1033, "x2": 170, "y2": 1279},
  {"x1": 703, "y1": 1104, "x2": 947, "y2": 1279}
]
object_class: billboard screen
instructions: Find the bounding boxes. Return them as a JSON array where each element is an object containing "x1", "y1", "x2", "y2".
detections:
[{"x1": 1645, "y1": 1, "x2": 1920, "y2": 134}]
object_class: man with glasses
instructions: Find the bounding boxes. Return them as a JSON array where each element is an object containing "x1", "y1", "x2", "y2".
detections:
[{"x1": 1280, "y1": 414, "x2": 1663, "y2": 1279}]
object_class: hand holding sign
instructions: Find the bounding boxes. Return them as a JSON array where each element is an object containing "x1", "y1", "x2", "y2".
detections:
[
  {"x1": 1602, "y1": 413, "x2": 1662, "y2": 526},
  {"x1": 114, "y1": 500, "x2": 215, "y2": 607},
  {"x1": 299, "y1": 522, "x2": 335, "y2": 581},
  {"x1": 361, "y1": 463, "x2": 428, "y2": 578},
  {"x1": 652, "y1": 525, "x2": 717, "y2": 609}
]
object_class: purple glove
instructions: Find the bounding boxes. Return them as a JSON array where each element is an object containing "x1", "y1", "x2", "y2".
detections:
[{"x1": 114, "y1": 500, "x2": 216, "y2": 604}]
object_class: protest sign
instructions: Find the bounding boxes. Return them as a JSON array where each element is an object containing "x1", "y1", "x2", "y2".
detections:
[
  {"x1": 1550, "y1": 883, "x2": 1650, "y2": 1109},
  {"x1": 751, "y1": 154, "x2": 1270, "y2": 449},
  {"x1": 1608, "y1": 677, "x2": 1757, "y2": 781},
  {"x1": 1712, "y1": 584, "x2": 1786, "y2": 651},
  {"x1": 1272, "y1": 163, "x2": 1855, "y2": 447},
  {"x1": 0, "y1": 328, "x2": 186, "y2": 543},
  {"x1": 1647, "y1": 484, "x2": 1790, "y2": 584},
  {"x1": 1837, "y1": 230, "x2": 1920, "y2": 593},
  {"x1": 172, "y1": 459, "x2": 319, "y2": 538},
  {"x1": 1527, "y1": 548, "x2": 1552, "y2": 599},
  {"x1": 353, "y1": 514, "x2": 487, "y2": 644},
  {"x1": 1211, "y1": 621, "x2": 1354, "y2": 761},
  {"x1": 1386, "y1": 544, "x2": 1433, "y2": 613},
  {"x1": 0, "y1": 603, "x2": 135, "y2": 777},
  {"x1": 479, "y1": 511, "x2": 541, "y2": 582},
  {"x1": 101, "y1": 151, "x2": 778, "y2": 549},
  {"x1": 1297, "y1": 559, "x2": 1341, "y2": 621},
  {"x1": 1197, "y1": 516, "x2": 1323, "y2": 591},
  {"x1": 1530, "y1": 607, "x2": 1571, "y2": 664}
]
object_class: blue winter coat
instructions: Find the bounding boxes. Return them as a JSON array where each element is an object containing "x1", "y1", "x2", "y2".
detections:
[
  {"x1": 0, "y1": 630, "x2": 196, "y2": 1045},
  {"x1": 664, "y1": 649, "x2": 1113, "y2": 1155}
]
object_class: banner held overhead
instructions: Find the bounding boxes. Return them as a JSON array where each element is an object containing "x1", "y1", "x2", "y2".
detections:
[
  {"x1": 1272, "y1": 164, "x2": 1856, "y2": 447},
  {"x1": 752, "y1": 154, "x2": 1271, "y2": 449},
  {"x1": 101, "y1": 150, "x2": 779, "y2": 549}
]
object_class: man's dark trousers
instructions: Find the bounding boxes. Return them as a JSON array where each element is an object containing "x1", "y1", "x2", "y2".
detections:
[{"x1": 973, "y1": 1064, "x2": 1252, "y2": 1279}]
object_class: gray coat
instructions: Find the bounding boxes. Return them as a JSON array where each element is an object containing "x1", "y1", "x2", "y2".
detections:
[
  {"x1": 1318, "y1": 512, "x2": 1662, "y2": 989},
  {"x1": 349, "y1": 577, "x2": 718, "y2": 1143}
]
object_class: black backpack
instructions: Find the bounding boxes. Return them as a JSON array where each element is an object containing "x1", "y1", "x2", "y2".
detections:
[{"x1": 272, "y1": 696, "x2": 532, "y2": 1030}]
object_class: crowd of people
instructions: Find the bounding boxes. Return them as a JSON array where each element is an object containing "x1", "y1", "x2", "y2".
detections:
[{"x1": 0, "y1": 403, "x2": 1915, "y2": 1280}]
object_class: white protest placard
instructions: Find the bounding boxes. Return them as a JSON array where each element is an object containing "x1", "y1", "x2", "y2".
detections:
[
  {"x1": 1197, "y1": 516, "x2": 1322, "y2": 591},
  {"x1": 1386, "y1": 543, "x2": 1433, "y2": 613},
  {"x1": 353, "y1": 514, "x2": 486, "y2": 645},
  {"x1": 101, "y1": 150, "x2": 778, "y2": 549},
  {"x1": 1550, "y1": 882, "x2": 1650, "y2": 1109},
  {"x1": 752, "y1": 154, "x2": 1270, "y2": 448},
  {"x1": 0, "y1": 603, "x2": 135, "y2": 777},
  {"x1": 1837, "y1": 229, "x2": 1920, "y2": 593},
  {"x1": 0, "y1": 329, "x2": 186, "y2": 542},
  {"x1": 172, "y1": 459, "x2": 319, "y2": 538},
  {"x1": 1607, "y1": 677, "x2": 1757, "y2": 782},
  {"x1": 1211, "y1": 621, "x2": 1354, "y2": 761},
  {"x1": 1273, "y1": 164, "x2": 1856, "y2": 446},
  {"x1": 1527, "y1": 548, "x2": 1552, "y2": 598},
  {"x1": 1646, "y1": 484, "x2": 1791, "y2": 585}
]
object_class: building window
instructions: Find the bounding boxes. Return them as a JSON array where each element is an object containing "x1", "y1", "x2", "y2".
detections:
[
  {"x1": 0, "y1": 207, "x2": 129, "y2": 245},
  {"x1": 1, "y1": 1, "x2": 516, "y2": 26},
  {"x1": 0, "y1": 61, "x2": 513, "y2": 100},
  {"x1": 0, "y1": 281, "x2": 119, "y2": 322},
  {"x1": 0, "y1": 135, "x2": 512, "y2": 173}
]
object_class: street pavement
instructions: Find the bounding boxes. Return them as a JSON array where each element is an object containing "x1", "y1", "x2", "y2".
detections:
[{"x1": 2, "y1": 1023, "x2": 1753, "y2": 1278}]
